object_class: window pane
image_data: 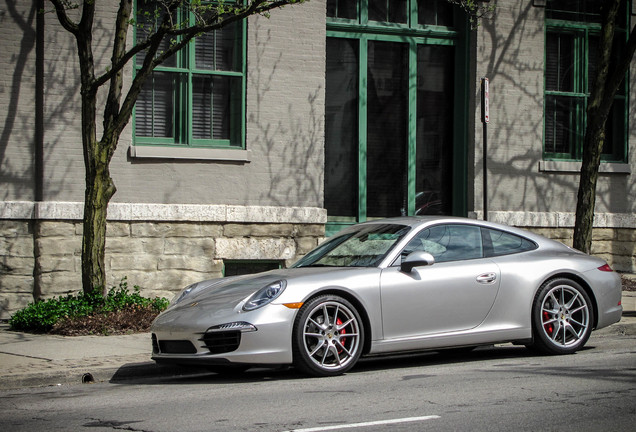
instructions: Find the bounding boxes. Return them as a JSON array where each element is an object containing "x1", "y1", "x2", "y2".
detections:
[
  {"x1": 325, "y1": 38, "x2": 359, "y2": 219},
  {"x1": 295, "y1": 224, "x2": 409, "y2": 268},
  {"x1": 418, "y1": 0, "x2": 454, "y2": 26},
  {"x1": 195, "y1": 22, "x2": 241, "y2": 71},
  {"x1": 483, "y1": 228, "x2": 536, "y2": 257},
  {"x1": 135, "y1": 0, "x2": 176, "y2": 67},
  {"x1": 603, "y1": 99, "x2": 626, "y2": 161},
  {"x1": 416, "y1": 45, "x2": 454, "y2": 215},
  {"x1": 404, "y1": 225, "x2": 483, "y2": 263},
  {"x1": 545, "y1": 94, "x2": 583, "y2": 156},
  {"x1": 327, "y1": 0, "x2": 357, "y2": 19},
  {"x1": 192, "y1": 75, "x2": 240, "y2": 140},
  {"x1": 369, "y1": 0, "x2": 407, "y2": 24},
  {"x1": 367, "y1": 41, "x2": 408, "y2": 218},
  {"x1": 546, "y1": 32, "x2": 574, "y2": 92},
  {"x1": 592, "y1": 35, "x2": 627, "y2": 96},
  {"x1": 546, "y1": 0, "x2": 603, "y2": 23},
  {"x1": 587, "y1": 34, "x2": 599, "y2": 93},
  {"x1": 136, "y1": 71, "x2": 174, "y2": 138}
]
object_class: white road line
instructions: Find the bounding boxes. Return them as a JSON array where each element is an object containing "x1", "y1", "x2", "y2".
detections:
[{"x1": 283, "y1": 415, "x2": 441, "y2": 432}]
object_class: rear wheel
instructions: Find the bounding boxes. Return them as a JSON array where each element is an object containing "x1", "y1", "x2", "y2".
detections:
[
  {"x1": 527, "y1": 278, "x2": 593, "y2": 355},
  {"x1": 292, "y1": 295, "x2": 364, "y2": 376}
]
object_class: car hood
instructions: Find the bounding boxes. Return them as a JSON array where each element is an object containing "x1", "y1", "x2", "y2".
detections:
[
  {"x1": 165, "y1": 267, "x2": 367, "y2": 314},
  {"x1": 152, "y1": 267, "x2": 377, "y2": 332}
]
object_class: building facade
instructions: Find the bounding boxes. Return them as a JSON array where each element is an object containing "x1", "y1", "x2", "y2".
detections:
[{"x1": 1, "y1": 0, "x2": 634, "y2": 318}]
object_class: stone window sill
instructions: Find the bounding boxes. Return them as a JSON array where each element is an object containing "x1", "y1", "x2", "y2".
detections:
[
  {"x1": 539, "y1": 160, "x2": 631, "y2": 174},
  {"x1": 129, "y1": 146, "x2": 251, "y2": 162}
]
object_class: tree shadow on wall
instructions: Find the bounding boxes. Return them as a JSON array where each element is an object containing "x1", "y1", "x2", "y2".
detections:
[
  {"x1": 1, "y1": 1, "x2": 115, "y2": 202},
  {"x1": 478, "y1": 1, "x2": 633, "y2": 215},
  {"x1": 1, "y1": 1, "x2": 37, "y2": 200},
  {"x1": 248, "y1": 19, "x2": 323, "y2": 209}
]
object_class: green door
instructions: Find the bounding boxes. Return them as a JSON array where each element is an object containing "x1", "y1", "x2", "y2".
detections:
[
  {"x1": 325, "y1": 36, "x2": 467, "y2": 234},
  {"x1": 325, "y1": 1, "x2": 469, "y2": 235}
]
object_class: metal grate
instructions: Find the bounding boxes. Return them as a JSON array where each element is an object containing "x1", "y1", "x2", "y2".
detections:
[
  {"x1": 200, "y1": 331, "x2": 241, "y2": 354},
  {"x1": 157, "y1": 339, "x2": 197, "y2": 354}
]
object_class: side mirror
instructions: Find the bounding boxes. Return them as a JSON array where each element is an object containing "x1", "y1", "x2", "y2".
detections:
[{"x1": 401, "y1": 251, "x2": 435, "y2": 273}]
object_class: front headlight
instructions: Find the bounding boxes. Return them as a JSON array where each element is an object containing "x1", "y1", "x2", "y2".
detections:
[{"x1": 242, "y1": 280, "x2": 287, "y2": 311}]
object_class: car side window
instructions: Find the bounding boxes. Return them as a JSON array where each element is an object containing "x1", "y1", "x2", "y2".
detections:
[
  {"x1": 482, "y1": 228, "x2": 537, "y2": 257},
  {"x1": 401, "y1": 224, "x2": 483, "y2": 263}
]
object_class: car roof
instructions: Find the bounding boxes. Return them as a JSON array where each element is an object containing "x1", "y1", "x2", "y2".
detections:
[
  {"x1": 356, "y1": 216, "x2": 497, "y2": 229},
  {"x1": 353, "y1": 216, "x2": 571, "y2": 250}
]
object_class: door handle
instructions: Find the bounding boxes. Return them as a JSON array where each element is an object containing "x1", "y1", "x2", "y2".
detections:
[{"x1": 476, "y1": 272, "x2": 497, "y2": 284}]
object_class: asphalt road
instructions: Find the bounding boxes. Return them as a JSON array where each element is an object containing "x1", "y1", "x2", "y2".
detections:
[{"x1": 1, "y1": 330, "x2": 634, "y2": 432}]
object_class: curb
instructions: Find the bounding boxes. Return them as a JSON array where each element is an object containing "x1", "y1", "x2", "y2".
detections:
[{"x1": 0, "y1": 361, "x2": 205, "y2": 390}]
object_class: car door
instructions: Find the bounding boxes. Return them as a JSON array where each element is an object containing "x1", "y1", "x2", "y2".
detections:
[{"x1": 380, "y1": 224, "x2": 501, "y2": 340}]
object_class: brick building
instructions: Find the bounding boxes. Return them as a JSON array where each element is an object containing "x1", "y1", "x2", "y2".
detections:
[{"x1": 1, "y1": 0, "x2": 634, "y2": 318}]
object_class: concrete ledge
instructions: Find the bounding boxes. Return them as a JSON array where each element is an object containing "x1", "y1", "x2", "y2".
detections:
[
  {"x1": 469, "y1": 211, "x2": 636, "y2": 229},
  {"x1": 0, "y1": 201, "x2": 328, "y2": 224},
  {"x1": 539, "y1": 160, "x2": 631, "y2": 174},
  {"x1": 129, "y1": 145, "x2": 252, "y2": 162}
]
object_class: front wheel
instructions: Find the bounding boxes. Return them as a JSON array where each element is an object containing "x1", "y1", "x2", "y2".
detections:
[
  {"x1": 527, "y1": 278, "x2": 593, "y2": 355},
  {"x1": 292, "y1": 295, "x2": 364, "y2": 377}
]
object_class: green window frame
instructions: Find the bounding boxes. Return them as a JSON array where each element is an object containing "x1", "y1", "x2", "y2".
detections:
[
  {"x1": 325, "y1": 0, "x2": 470, "y2": 235},
  {"x1": 543, "y1": 0, "x2": 629, "y2": 162},
  {"x1": 327, "y1": 0, "x2": 456, "y2": 29},
  {"x1": 133, "y1": 1, "x2": 246, "y2": 149}
]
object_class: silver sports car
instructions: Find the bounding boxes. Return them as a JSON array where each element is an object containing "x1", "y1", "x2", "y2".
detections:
[{"x1": 150, "y1": 217, "x2": 623, "y2": 376}]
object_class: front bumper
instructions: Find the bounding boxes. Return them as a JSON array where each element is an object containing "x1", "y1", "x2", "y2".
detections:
[{"x1": 150, "y1": 304, "x2": 297, "y2": 365}]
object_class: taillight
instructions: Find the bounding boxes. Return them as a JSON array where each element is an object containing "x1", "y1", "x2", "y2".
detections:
[{"x1": 597, "y1": 264, "x2": 613, "y2": 272}]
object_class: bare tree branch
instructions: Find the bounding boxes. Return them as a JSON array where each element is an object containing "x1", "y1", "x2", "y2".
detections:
[
  {"x1": 109, "y1": 0, "x2": 303, "y2": 140},
  {"x1": 47, "y1": 0, "x2": 80, "y2": 34}
]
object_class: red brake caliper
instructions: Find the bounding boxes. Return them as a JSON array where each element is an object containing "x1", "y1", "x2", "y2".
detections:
[
  {"x1": 336, "y1": 317, "x2": 346, "y2": 353},
  {"x1": 543, "y1": 311, "x2": 554, "y2": 335}
]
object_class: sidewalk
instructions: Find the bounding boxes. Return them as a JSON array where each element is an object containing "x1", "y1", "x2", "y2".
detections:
[{"x1": 1, "y1": 292, "x2": 635, "y2": 391}]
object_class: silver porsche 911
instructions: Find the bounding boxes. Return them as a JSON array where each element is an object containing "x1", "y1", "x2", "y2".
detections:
[{"x1": 150, "y1": 217, "x2": 623, "y2": 376}]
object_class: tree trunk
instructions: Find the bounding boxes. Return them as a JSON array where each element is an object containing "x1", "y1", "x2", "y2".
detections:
[
  {"x1": 81, "y1": 158, "x2": 116, "y2": 294},
  {"x1": 572, "y1": 0, "x2": 619, "y2": 255},
  {"x1": 79, "y1": 82, "x2": 117, "y2": 294},
  {"x1": 573, "y1": 124, "x2": 605, "y2": 254}
]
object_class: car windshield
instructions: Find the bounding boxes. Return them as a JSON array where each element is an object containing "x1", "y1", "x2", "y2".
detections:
[{"x1": 293, "y1": 224, "x2": 411, "y2": 268}]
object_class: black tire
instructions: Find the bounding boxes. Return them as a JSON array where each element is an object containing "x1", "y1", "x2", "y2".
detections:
[
  {"x1": 527, "y1": 278, "x2": 593, "y2": 355},
  {"x1": 292, "y1": 295, "x2": 364, "y2": 377}
]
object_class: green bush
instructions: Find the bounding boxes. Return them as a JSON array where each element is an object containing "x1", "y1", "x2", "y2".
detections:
[{"x1": 9, "y1": 278, "x2": 169, "y2": 333}]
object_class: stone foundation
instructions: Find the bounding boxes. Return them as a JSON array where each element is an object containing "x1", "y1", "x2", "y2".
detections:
[
  {"x1": 0, "y1": 220, "x2": 35, "y2": 318},
  {"x1": 0, "y1": 202, "x2": 326, "y2": 319}
]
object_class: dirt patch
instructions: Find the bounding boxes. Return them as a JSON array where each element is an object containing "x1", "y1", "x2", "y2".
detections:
[
  {"x1": 50, "y1": 306, "x2": 159, "y2": 336},
  {"x1": 622, "y1": 274, "x2": 636, "y2": 292}
]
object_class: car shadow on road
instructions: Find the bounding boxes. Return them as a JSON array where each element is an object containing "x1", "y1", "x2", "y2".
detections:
[
  {"x1": 109, "y1": 344, "x2": 550, "y2": 386},
  {"x1": 109, "y1": 361, "x2": 304, "y2": 385}
]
